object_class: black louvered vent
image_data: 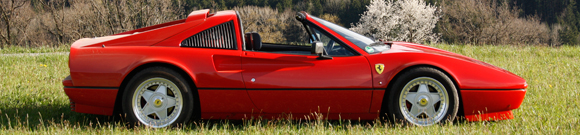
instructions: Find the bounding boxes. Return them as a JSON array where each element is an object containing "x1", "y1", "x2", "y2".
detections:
[{"x1": 180, "y1": 21, "x2": 237, "y2": 49}]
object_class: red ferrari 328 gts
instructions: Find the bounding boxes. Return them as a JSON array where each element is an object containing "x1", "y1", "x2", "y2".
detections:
[{"x1": 62, "y1": 9, "x2": 527, "y2": 128}]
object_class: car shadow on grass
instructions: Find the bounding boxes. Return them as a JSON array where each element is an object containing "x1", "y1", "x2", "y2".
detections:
[
  {"x1": 0, "y1": 103, "x2": 121, "y2": 130},
  {"x1": 0, "y1": 103, "x2": 475, "y2": 131},
  {"x1": 182, "y1": 115, "x2": 474, "y2": 130}
]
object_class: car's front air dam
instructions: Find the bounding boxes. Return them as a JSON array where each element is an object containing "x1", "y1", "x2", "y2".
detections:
[
  {"x1": 460, "y1": 89, "x2": 526, "y2": 121},
  {"x1": 63, "y1": 75, "x2": 118, "y2": 115}
]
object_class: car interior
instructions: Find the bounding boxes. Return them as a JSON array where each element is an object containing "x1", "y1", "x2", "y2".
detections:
[
  {"x1": 243, "y1": 31, "x2": 355, "y2": 56},
  {"x1": 240, "y1": 13, "x2": 355, "y2": 56}
]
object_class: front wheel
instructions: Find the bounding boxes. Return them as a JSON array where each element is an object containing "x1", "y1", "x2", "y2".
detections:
[
  {"x1": 122, "y1": 67, "x2": 194, "y2": 128},
  {"x1": 386, "y1": 67, "x2": 459, "y2": 126}
]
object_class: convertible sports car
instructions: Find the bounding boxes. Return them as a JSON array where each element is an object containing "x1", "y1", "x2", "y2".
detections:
[{"x1": 62, "y1": 9, "x2": 527, "y2": 128}]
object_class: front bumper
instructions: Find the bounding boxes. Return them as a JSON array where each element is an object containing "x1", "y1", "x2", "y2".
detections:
[
  {"x1": 63, "y1": 76, "x2": 118, "y2": 116},
  {"x1": 460, "y1": 89, "x2": 526, "y2": 121}
]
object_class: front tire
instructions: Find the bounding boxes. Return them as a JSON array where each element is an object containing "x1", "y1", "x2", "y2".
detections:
[
  {"x1": 122, "y1": 67, "x2": 194, "y2": 128},
  {"x1": 386, "y1": 67, "x2": 459, "y2": 126}
]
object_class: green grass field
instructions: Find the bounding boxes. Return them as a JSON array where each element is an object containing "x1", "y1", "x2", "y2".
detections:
[
  {"x1": 0, "y1": 44, "x2": 578, "y2": 134},
  {"x1": 0, "y1": 45, "x2": 70, "y2": 54}
]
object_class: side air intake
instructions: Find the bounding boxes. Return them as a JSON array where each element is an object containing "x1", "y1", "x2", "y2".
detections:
[{"x1": 180, "y1": 21, "x2": 237, "y2": 49}]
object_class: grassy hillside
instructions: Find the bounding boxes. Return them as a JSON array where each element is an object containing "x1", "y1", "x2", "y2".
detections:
[{"x1": 0, "y1": 44, "x2": 578, "y2": 134}]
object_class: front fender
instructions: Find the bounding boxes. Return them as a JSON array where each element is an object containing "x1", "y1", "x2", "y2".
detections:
[{"x1": 367, "y1": 51, "x2": 526, "y2": 90}]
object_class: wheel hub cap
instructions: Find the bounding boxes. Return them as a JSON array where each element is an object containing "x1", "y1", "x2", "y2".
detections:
[
  {"x1": 153, "y1": 97, "x2": 163, "y2": 107},
  {"x1": 418, "y1": 96, "x2": 428, "y2": 106}
]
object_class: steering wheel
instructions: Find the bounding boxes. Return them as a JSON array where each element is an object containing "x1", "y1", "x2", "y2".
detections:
[{"x1": 326, "y1": 40, "x2": 335, "y2": 55}]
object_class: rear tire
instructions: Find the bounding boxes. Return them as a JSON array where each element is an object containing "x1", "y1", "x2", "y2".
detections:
[
  {"x1": 122, "y1": 67, "x2": 194, "y2": 128},
  {"x1": 385, "y1": 67, "x2": 459, "y2": 126}
]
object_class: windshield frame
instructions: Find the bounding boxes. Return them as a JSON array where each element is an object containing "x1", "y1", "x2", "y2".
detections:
[
  {"x1": 304, "y1": 22, "x2": 360, "y2": 56},
  {"x1": 297, "y1": 12, "x2": 361, "y2": 56},
  {"x1": 308, "y1": 16, "x2": 376, "y2": 53}
]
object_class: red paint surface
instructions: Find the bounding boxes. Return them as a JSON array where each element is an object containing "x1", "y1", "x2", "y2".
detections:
[
  {"x1": 64, "y1": 9, "x2": 528, "y2": 121},
  {"x1": 369, "y1": 90, "x2": 385, "y2": 113},
  {"x1": 241, "y1": 51, "x2": 372, "y2": 89},
  {"x1": 197, "y1": 89, "x2": 256, "y2": 113},
  {"x1": 461, "y1": 89, "x2": 526, "y2": 116},
  {"x1": 185, "y1": 9, "x2": 210, "y2": 22},
  {"x1": 62, "y1": 75, "x2": 73, "y2": 86},
  {"x1": 64, "y1": 87, "x2": 118, "y2": 115},
  {"x1": 69, "y1": 47, "x2": 246, "y2": 88},
  {"x1": 247, "y1": 90, "x2": 373, "y2": 113},
  {"x1": 73, "y1": 103, "x2": 115, "y2": 116}
]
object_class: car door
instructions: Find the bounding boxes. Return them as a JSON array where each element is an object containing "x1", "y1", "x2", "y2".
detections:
[{"x1": 241, "y1": 27, "x2": 373, "y2": 114}]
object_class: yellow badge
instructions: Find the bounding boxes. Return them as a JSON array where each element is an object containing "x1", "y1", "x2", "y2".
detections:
[
  {"x1": 154, "y1": 99, "x2": 162, "y2": 106},
  {"x1": 375, "y1": 64, "x2": 384, "y2": 74}
]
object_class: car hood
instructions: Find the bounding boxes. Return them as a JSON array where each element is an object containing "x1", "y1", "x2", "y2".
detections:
[{"x1": 386, "y1": 42, "x2": 508, "y2": 71}]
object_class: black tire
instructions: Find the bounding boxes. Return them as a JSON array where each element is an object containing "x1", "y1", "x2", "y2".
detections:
[
  {"x1": 384, "y1": 67, "x2": 459, "y2": 126},
  {"x1": 122, "y1": 67, "x2": 194, "y2": 128}
]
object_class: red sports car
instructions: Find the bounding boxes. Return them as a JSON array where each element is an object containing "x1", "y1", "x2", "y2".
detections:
[{"x1": 63, "y1": 9, "x2": 527, "y2": 128}]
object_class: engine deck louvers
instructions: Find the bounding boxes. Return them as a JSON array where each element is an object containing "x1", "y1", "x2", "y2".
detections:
[{"x1": 180, "y1": 21, "x2": 237, "y2": 49}]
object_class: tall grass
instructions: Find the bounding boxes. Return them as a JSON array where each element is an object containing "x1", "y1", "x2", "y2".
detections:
[
  {"x1": 0, "y1": 45, "x2": 70, "y2": 54},
  {"x1": 0, "y1": 44, "x2": 578, "y2": 134}
]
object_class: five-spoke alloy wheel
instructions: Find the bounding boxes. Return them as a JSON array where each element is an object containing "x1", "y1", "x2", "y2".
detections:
[
  {"x1": 122, "y1": 67, "x2": 194, "y2": 128},
  {"x1": 385, "y1": 67, "x2": 459, "y2": 126}
]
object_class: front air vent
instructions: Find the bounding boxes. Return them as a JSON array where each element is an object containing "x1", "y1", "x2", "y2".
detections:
[{"x1": 180, "y1": 21, "x2": 237, "y2": 49}]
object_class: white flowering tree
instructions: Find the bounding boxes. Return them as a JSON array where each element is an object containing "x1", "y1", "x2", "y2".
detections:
[{"x1": 350, "y1": 0, "x2": 440, "y2": 43}]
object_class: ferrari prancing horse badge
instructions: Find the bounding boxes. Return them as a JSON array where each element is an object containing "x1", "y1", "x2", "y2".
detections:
[{"x1": 375, "y1": 64, "x2": 384, "y2": 74}]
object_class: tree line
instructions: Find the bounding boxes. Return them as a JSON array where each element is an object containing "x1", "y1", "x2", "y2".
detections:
[
  {"x1": 191, "y1": 0, "x2": 580, "y2": 45},
  {"x1": 183, "y1": 0, "x2": 370, "y2": 27},
  {"x1": 0, "y1": 0, "x2": 578, "y2": 48}
]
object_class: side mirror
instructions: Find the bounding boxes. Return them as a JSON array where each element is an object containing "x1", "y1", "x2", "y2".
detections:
[
  {"x1": 311, "y1": 41, "x2": 324, "y2": 55},
  {"x1": 311, "y1": 41, "x2": 332, "y2": 60}
]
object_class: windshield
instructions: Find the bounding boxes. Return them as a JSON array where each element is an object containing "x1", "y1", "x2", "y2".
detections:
[{"x1": 310, "y1": 16, "x2": 376, "y2": 52}]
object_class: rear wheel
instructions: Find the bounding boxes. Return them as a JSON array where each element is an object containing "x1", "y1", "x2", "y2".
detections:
[
  {"x1": 386, "y1": 67, "x2": 459, "y2": 126},
  {"x1": 122, "y1": 67, "x2": 194, "y2": 128}
]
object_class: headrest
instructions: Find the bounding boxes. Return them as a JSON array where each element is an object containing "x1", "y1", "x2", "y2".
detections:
[{"x1": 244, "y1": 32, "x2": 262, "y2": 51}]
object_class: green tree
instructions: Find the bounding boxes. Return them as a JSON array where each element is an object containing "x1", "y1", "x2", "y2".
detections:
[
  {"x1": 237, "y1": 0, "x2": 245, "y2": 7},
  {"x1": 339, "y1": 0, "x2": 369, "y2": 28},
  {"x1": 247, "y1": 0, "x2": 259, "y2": 5},
  {"x1": 559, "y1": 0, "x2": 580, "y2": 45},
  {"x1": 311, "y1": 0, "x2": 323, "y2": 16},
  {"x1": 260, "y1": 0, "x2": 269, "y2": 7},
  {"x1": 220, "y1": 0, "x2": 227, "y2": 10},
  {"x1": 281, "y1": 0, "x2": 292, "y2": 10}
]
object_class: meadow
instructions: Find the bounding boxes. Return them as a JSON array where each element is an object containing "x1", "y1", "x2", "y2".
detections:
[{"x1": 0, "y1": 44, "x2": 578, "y2": 134}]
